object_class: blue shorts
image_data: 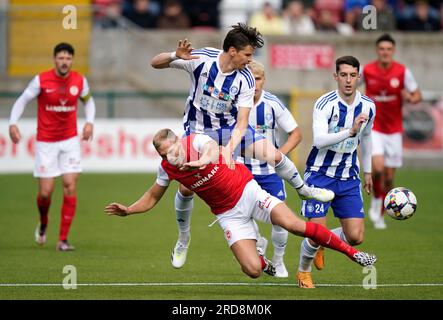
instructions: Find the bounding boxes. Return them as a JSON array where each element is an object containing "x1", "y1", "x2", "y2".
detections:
[
  {"x1": 186, "y1": 124, "x2": 265, "y2": 157},
  {"x1": 301, "y1": 171, "x2": 365, "y2": 219},
  {"x1": 254, "y1": 173, "x2": 286, "y2": 201}
]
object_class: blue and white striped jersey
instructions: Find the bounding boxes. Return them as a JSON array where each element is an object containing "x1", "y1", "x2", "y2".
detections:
[
  {"x1": 170, "y1": 47, "x2": 255, "y2": 133},
  {"x1": 306, "y1": 90, "x2": 376, "y2": 179},
  {"x1": 239, "y1": 90, "x2": 298, "y2": 175}
]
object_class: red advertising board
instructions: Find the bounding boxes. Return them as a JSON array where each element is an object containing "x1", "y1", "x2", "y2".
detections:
[{"x1": 270, "y1": 44, "x2": 334, "y2": 70}]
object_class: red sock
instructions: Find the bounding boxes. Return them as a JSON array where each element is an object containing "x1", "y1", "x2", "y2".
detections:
[
  {"x1": 373, "y1": 175, "x2": 383, "y2": 199},
  {"x1": 259, "y1": 255, "x2": 266, "y2": 270},
  {"x1": 37, "y1": 195, "x2": 50, "y2": 226},
  {"x1": 304, "y1": 222, "x2": 358, "y2": 260},
  {"x1": 380, "y1": 191, "x2": 388, "y2": 216},
  {"x1": 59, "y1": 195, "x2": 77, "y2": 241}
]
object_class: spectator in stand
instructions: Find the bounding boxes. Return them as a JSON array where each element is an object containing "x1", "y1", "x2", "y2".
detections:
[
  {"x1": 122, "y1": 0, "x2": 159, "y2": 29},
  {"x1": 94, "y1": 0, "x2": 128, "y2": 29},
  {"x1": 313, "y1": 0, "x2": 344, "y2": 26},
  {"x1": 183, "y1": 0, "x2": 221, "y2": 30},
  {"x1": 157, "y1": 0, "x2": 191, "y2": 29},
  {"x1": 283, "y1": 0, "x2": 316, "y2": 35},
  {"x1": 316, "y1": 8, "x2": 354, "y2": 34},
  {"x1": 369, "y1": 0, "x2": 396, "y2": 31},
  {"x1": 344, "y1": 0, "x2": 369, "y2": 30},
  {"x1": 283, "y1": 0, "x2": 316, "y2": 19},
  {"x1": 399, "y1": 0, "x2": 441, "y2": 31},
  {"x1": 249, "y1": 1, "x2": 286, "y2": 35}
]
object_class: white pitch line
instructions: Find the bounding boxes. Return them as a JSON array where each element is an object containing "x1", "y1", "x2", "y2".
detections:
[{"x1": 0, "y1": 282, "x2": 443, "y2": 288}]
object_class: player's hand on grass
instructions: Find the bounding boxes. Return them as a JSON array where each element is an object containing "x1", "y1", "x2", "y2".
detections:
[
  {"x1": 9, "y1": 125, "x2": 21, "y2": 144},
  {"x1": 175, "y1": 39, "x2": 199, "y2": 60},
  {"x1": 349, "y1": 113, "x2": 368, "y2": 137},
  {"x1": 82, "y1": 123, "x2": 93, "y2": 141},
  {"x1": 105, "y1": 203, "x2": 130, "y2": 217},
  {"x1": 221, "y1": 146, "x2": 235, "y2": 170}
]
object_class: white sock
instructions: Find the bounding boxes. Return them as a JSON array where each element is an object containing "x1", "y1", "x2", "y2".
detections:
[
  {"x1": 298, "y1": 238, "x2": 320, "y2": 272},
  {"x1": 253, "y1": 220, "x2": 268, "y2": 254},
  {"x1": 274, "y1": 155, "x2": 304, "y2": 189},
  {"x1": 369, "y1": 197, "x2": 383, "y2": 222},
  {"x1": 331, "y1": 227, "x2": 349, "y2": 244},
  {"x1": 271, "y1": 225, "x2": 288, "y2": 261},
  {"x1": 175, "y1": 190, "x2": 193, "y2": 244}
]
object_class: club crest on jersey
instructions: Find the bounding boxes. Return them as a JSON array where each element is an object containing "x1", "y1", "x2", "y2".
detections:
[
  {"x1": 390, "y1": 78, "x2": 400, "y2": 88},
  {"x1": 306, "y1": 203, "x2": 314, "y2": 213},
  {"x1": 69, "y1": 85, "x2": 79, "y2": 96},
  {"x1": 194, "y1": 173, "x2": 202, "y2": 179},
  {"x1": 258, "y1": 196, "x2": 272, "y2": 209},
  {"x1": 229, "y1": 86, "x2": 239, "y2": 95}
]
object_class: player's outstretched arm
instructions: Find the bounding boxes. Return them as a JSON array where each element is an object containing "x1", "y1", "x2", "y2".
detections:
[
  {"x1": 150, "y1": 39, "x2": 199, "y2": 69},
  {"x1": 105, "y1": 183, "x2": 168, "y2": 217}
]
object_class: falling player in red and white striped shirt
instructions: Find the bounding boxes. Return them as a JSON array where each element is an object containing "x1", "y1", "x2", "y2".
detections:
[
  {"x1": 9, "y1": 43, "x2": 96, "y2": 251},
  {"x1": 105, "y1": 129, "x2": 377, "y2": 279},
  {"x1": 361, "y1": 34, "x2": 422, "y2": 229}
]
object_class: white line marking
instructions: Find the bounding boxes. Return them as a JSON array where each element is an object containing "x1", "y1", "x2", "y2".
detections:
[{"x1": 0, "y1": 282, "x2": 442, "y2": 288}]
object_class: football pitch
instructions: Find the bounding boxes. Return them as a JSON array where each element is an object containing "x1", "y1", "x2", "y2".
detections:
[{"x1": 1, "y1": 169, "x2": 442, "y2": 300}]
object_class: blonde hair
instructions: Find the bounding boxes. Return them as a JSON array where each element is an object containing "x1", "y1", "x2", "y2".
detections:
[
  {"x1": 248, "y1": 60, "x2": 265, "y2": 77},
  {"x1": 152, "y1": 128, "x2": 177, "y2": 151}
]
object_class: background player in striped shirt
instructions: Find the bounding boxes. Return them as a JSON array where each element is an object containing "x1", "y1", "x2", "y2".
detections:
[
  {"x1": 9, "y1": 43, "x2": 96, "y2": 251},
  {"x1": 150, "y1": 23, "x2": 333, "y2": 269},
  {"x1": 105, "y1": 129, "x2": 377, "y2": 279},
  {"x1": 239, "y1": 60, "x2": 302, "y2": 278},
  {"x1": 296, "y1": 56, "x2": 376, "y2": 288},
  {"x1": 361, "y1": 34, "x2": 422, "y2": 229}
]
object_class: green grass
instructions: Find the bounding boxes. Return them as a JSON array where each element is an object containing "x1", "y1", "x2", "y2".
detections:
[{"x1": 0, "y1": 170, "x2": 442, "y2": 299}]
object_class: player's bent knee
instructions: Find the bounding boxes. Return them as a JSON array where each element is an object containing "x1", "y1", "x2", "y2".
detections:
[
  {"x1": 39, "y1": 192, "x2": 52, "y2": 200},
  {"x1": 347, "y1": 233, "x2": 364, "y2": 246},
  {"x1": 241, "y1": 261, "x2": 262, "y2": 278}
]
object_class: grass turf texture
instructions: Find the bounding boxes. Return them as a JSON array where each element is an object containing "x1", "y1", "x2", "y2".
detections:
[{"x1": 0, "y1": 169, "x2": 442, "y2": 299}]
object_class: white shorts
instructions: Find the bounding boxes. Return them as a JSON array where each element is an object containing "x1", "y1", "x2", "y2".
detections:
[
  {"x1": 372, "y1": 131, "x2": 403, "y2": 168},
  {"x1": 34, "y1": 136, "x2": 82, "y2": 178},
  {"x1": 215, "y1": 179, "x2": 282, "y2": 247}
]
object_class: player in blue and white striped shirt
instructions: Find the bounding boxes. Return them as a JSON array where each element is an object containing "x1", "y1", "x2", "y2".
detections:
[
  {"x1": 151, "y1": 24, "x2": 334, "y2": 270},
  {"x1": 297, "y1": 56, "x2": 376, "y2": 289},
  {"x1": 238, "y1": 61, "x2": 301, "y2": 277}
]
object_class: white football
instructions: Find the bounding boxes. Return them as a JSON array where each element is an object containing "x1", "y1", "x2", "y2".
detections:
[{"x1": 384, "y1": 187, "x2": 417, "y2": 220}]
